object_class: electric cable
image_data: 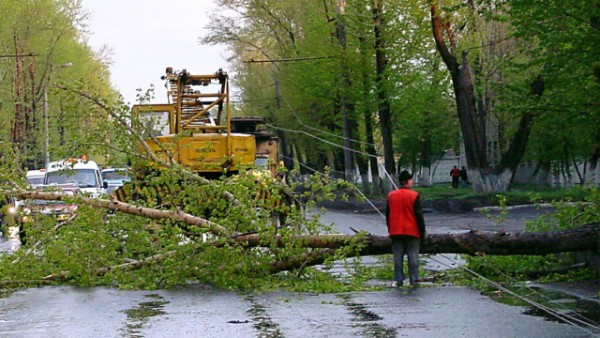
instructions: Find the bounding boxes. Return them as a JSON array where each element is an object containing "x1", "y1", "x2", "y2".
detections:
[
  {"x1": 432, "y1": 253, "x2": 600, "y2": 336},
  {"x1": 450, "y1": 252, "x2": 600, "y2": 330},
  {"x1": 268, "y1": 123, "x2": 376, "y2": 158}
]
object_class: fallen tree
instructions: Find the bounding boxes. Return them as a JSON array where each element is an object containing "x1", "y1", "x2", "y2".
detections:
[
  {"x1": 14, "y1": 189, "x2": 599, "y2": 256},
  {"x1": 233, "y1": 224, "x2": 600, "y2": 256},
  {"x1": 38, "y1": 223, "x2": 599, "y2": 281},
  {"x1": 2, "y1": 189, "x2": 600, "y2": 287}
]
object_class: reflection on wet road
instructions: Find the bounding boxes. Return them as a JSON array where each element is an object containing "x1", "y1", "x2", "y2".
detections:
[
  {"x1": 121, "y1": 294, "x2": 168, "y2": 337},
  {"x1": 1, "y1": 286, "x2": 594, "y2": 337}
]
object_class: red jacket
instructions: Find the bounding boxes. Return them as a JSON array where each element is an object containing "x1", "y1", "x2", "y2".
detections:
[{"x1": 386, "y1": 188, "x2": 425, "y2": 239}]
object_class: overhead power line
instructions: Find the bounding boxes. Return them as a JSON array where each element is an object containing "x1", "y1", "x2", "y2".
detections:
[
  {"x1": 0, "y1": 53, "x2": 37, "y2": 58},
  {"x1": 243, "y1": 55, "x2": 334, "y2": 63}
]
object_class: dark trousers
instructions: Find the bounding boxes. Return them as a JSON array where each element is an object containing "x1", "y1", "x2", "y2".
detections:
[
  {"x1": 391, "y1": 235, "x2": 420, "y2": 285},
  {"x1": 452, "y1": 177, "x2": 459, "y2": 188}
]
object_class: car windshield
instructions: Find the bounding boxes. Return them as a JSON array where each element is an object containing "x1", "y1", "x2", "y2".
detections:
[
  {"x1": 27, "y1": 177, "x2": 44, "y2": 186},
  {"x1": 255, "y1": 157, "x2": 269, "y2": 170},
  {"x1": 102, "y1": 169, "x2": 129, "y2": 181},
  {"x1": 45, "y1": 169, "x2": 98, "y2": 188},
  {"x1": 25, "y1": 199, "x2": 63, "y2": 206}
]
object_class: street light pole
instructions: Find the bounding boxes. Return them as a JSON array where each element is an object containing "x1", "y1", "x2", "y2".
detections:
[
  {"x1": 43, "y1": 62, "x2": 72, "y2": 168},
  {"x1": 43, "y1": 86, "x2": 49, "y2": 167}
]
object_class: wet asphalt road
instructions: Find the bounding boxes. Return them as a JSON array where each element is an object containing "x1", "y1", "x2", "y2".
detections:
[
  {"x1": 1, "y1": 285, "x2": 593, "y2": 338},
  {"x1": 1, "y1": 207, "x2": 598, "y2": 338}
]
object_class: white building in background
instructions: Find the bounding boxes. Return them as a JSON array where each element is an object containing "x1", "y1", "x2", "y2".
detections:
[{"x1": 354, "y1": 149, "x2": 599, "y2": 188}]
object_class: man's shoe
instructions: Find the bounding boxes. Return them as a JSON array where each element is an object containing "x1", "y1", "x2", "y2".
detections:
[{"x1": 389, "y1": 281, "x2": 399, "y2": 288}]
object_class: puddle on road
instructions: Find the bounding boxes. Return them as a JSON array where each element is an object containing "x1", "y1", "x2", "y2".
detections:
[
  {"x1": 338, "y1": 294, "x2": 396, "y2": 338},
  {"x1": 120, "y1": 293, "x2": 168, "y2": 338},
  {"x1": 246, "y1": 295, "x2": 284, "y2": 338},
  {"x1": 482, "y1": 285, "x2": 600, "y2": 331}
]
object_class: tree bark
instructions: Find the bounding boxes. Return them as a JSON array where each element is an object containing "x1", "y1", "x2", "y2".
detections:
[
  {"x1": 429, "y1": 4, "x2": 535, "y2": 193},
  {"x1": 372, "y1": 0, "x2": 396, "y2": 193},
  {"x1": 15, "y1": 190, "x2": 233, "y2": 238},
  {"x1": 359, "y1": 36, "x2": 381, "y2": 195},
  {"x1": 233, "y1": 224, "x2": 600, "y2": 256},
  {"x1": 334, "y1": 1, "x2": 356, "y2": 183}
]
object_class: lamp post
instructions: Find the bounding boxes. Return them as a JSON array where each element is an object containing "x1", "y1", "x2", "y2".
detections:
[{"x1": 43, "y1": 62, "x2": 72, "y2": 167}]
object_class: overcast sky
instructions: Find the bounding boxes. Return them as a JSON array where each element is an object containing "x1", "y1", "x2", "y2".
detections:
[{"x1": 82, "y1": 0, "x2": 230, "y2": 105}]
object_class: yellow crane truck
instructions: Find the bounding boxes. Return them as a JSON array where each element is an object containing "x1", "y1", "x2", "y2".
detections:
[
  {"x1": 114, "y1": 68, "x2": 293, "y2": 224},
  {"x1": 131, "y1": 67, "x2": 280, "y2": 178}
]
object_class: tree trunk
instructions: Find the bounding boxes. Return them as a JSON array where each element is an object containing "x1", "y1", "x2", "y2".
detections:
[
  {"x1": 335, "y1": 0, "x2": 356, "y2": 183},
  {"x1": 17, "y1": 190, "x2": 599, "y2": 257},
  {"x1": 372, "y1": 0, "x2": 396, "y2": 193},
  {"x1": 15, "y1": 190, "x2": 598, "y2": 278},
  {"x1": 469, "y1": 167, "x2": 512, "y2": 193},
  {"x1": 233, "y1": 224, "x2": 599, "y2": 257},
  {"x1": 43, "y1": 223, "x2": 600, "y2": 281},
  {"x1": 358, "y1": 36, "x2": 380, "y2": 196},
  {"x1": 430, "y1": 4, "x2": 535, "y2": 193},
  {"x1": 355, "y1": 150, "x2": 370, "y2": 194},
  {"x1": 419, "y1": 113, "x2": 433, "y2": 186},
  {"x1": 11, "y1": 34, "x2": 26, "y2": 158}
]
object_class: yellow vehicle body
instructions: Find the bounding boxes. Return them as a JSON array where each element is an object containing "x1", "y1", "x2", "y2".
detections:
[
  {"x1": 130, "y1": 68, "x2": 282, "y2": 179},
  {"x1": 115, "y1": 68, "x2": 292, "y2": 223},
  {"x1": 146, "y1": 132, "x2": 256, "y2": 173}
]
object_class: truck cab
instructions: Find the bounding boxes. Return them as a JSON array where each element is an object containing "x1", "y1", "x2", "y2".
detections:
[
  {"x1": 25, "y1": 169, "x2": 46, "y2": 187},
  {"x1": 44, "y1": 159, "x2": 107, "y2": 198}
]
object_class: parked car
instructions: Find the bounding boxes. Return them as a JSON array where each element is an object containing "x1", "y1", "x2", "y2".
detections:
[
  {"x1": 101, "y1": 167, "x2": 131, "y2": 196},
  {"x1": 13, "y1": 185, "x2": 80, "y2": 244},
  {"x1": 44, "y1": 158, "x2": 107, "y2": 198},
  {"x1": 26, "y1": 169, "x2": 46, "y2": 187}
]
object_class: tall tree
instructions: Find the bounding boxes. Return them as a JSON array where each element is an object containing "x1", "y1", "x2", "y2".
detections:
[
  {"x1": 370, "y1": 0, "x2": 396, "y2": 191},
  {"x1": 0, "y1": 0, "x2": 116, "y2": 170},
  {"x1": 334, "y1": 0, "x2": 356, "y2": 183},
  {"x1": 506, "y1": 0, "x2": 600, "y2": 186},
  {"x1": 429, "y1": 1, "x2": 537, "y2": 193}
]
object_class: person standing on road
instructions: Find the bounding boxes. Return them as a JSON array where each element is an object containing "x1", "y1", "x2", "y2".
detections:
[
  {"x1": 386, "y1": 170, "x2": 426, "y2": 287},
  {"x1": 450, "y1": 165, "x2": 460, "y2": 188}
]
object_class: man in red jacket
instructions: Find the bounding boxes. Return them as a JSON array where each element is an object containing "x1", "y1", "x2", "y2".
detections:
[
  {"x1": 450, "y1": 165, "x2": 461, "y2": 188},
  {"x1": 386, "y1": 170, "x2": 426, "y2": 287}
]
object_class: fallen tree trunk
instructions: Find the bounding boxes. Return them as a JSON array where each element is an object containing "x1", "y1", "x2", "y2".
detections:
[
  {"x1": 13, "y1": 190, "x2": 599, "y2": 256},
  {"x1": 234, "y1": 223, "x2": 600, "y2": 256},
  {"x1": 9, "y1": 190, "x2": 599, "y2": 279},
  {"x1": 39, "y1": 223, "x2": 599, "y2": 281},
  {"x1": 14, "y1": 190, "x2": 234, "y2": 237}
]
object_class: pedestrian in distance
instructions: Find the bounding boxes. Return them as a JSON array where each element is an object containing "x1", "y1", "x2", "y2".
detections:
[
  {"x1": 386, "y1": 170, "x2": 426, "y2": 287},
  {"x1": 459, "y1": 166, "x2": 469, "y2": 187},
  {"x1": 450, "y1": 165, "x2": 460, "y2": 189}
]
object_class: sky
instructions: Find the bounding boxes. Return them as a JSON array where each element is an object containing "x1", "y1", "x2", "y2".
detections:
[{"x1": 81, "y1": 0, "x2": 230, "y2": 105}]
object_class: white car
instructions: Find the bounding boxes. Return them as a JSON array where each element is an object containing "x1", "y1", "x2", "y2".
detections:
[
  {"x1": 26, "y1": 169, "x2": 46, "y2": 187},
  {"x1": 101, "y1": 167, "x2": 131, "y2": 195},
  {"x1": 44, "y1": 159, "x2": 107, "y2": 198}
]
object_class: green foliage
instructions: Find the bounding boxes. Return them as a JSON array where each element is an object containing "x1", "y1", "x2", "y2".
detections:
[
  {"x1": 503, "y1": 0, "x2": 600, "y2": 168},
  {"x1": 0, "y1": 168, "x2": 381, "y2": 292},
  {"x1": 0, "y1": 0, "x2": 117, "y2": 170},
  {"x1": 465, "y1": 187, "x2": 599, "y2": 284}
]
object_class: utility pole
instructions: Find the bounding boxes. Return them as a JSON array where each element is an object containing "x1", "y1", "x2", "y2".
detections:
[{"x1": 43, "y1": 62, "x2": 72, "y2": 167}]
